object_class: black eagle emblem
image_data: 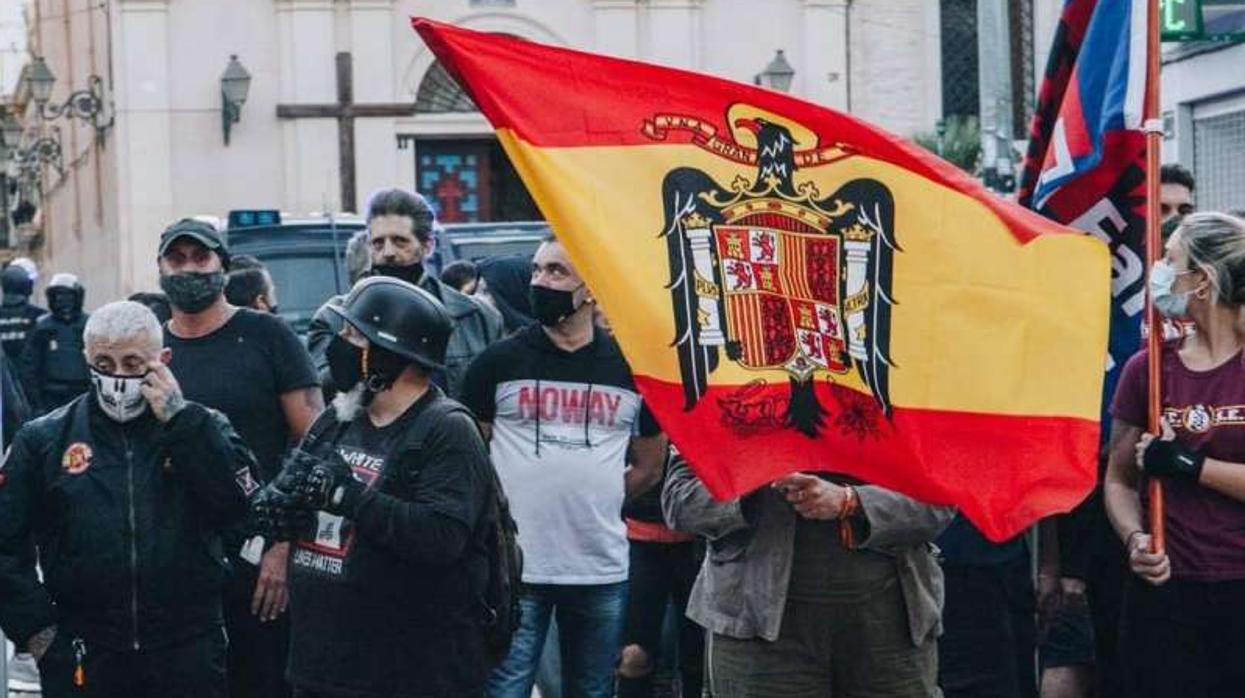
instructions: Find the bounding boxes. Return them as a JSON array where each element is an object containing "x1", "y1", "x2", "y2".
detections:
[{"x1": 656, "y1": 109, "x2": 899, "y2": 437}]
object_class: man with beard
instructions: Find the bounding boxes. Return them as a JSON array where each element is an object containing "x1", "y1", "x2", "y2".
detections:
[
  {"x1": 464, "y1": 236, "x2": 666, "y2": 698},
  {"x1": 21, "y1": 273, "x2": 90, "y2": 414},
  {"x1": 0, "y1": 263, "x2": 46, "y2": 364},
  {"x1": 252, "y1": 276, "x2": 496, "y2": 697},
  {"x1": 0, "y1": 300, "x2": 254, "y2": 698},
  {"x1": 157, "y1": 218, "x2": 323, "y2": 698},
  {"x1": 307, "y1": 188, "x2": 503, "y2": 399}
]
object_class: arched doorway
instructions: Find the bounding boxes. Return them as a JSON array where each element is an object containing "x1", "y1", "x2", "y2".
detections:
[{"x1": 410, "y1": 60, "x2": 542, "y2": 222}]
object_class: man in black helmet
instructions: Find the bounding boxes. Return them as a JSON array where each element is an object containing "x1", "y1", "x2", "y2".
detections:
[
  {"x1": 307, "y1": 188, "x2": 503, "y2": 400},
  {"x1": 0, "y1": 263, "x2": 46, "y2": 364},
  {"x1": 253, "y1": 276, "x2": 497, "y2": 697},
  {"x1": 21, "y1": 273, "x2": 90, "y2": 414}
]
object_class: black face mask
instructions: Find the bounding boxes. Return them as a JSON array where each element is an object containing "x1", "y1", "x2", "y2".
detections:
[
  {"x1": 47, "y1": 291, "x2": 79, "y2": 322},
  {"x1": 371, "y1": 262, "x2": 424, "y2": 285},
  {"x1": 160, "y1": 272, "x2": 225, "y2": 314},
  {"x1": 327, "y1": 335, "x2": 364, "y2": 392},
  {"x1": 529, "y1": 284, "x2": 585, "y2": 327},
  {"x1": 327, "y1": 335, "x2": 410, "y2": 394}
]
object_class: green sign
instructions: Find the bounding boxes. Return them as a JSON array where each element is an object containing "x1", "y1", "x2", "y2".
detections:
[
  {"x1": 1162, "y1": 0, "x2": 1245, "y2": 41},
  {"x1": 1162, "y1": 0, "x2": 1203, "y2": 39}
]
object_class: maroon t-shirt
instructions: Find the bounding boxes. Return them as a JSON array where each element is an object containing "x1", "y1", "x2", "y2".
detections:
[{"x1": 1112, "y1": 343, "x2": 1245, "y2": 581}]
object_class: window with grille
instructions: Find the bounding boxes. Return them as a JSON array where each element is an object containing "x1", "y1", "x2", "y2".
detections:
[
  {"x1": 414, "y1": 61, "x2": 478, "y2": 114},
  {"x1": 1193, "y1": 107, "x2": 1245, "y2": 211},
  {"x1": 941, "y1": 0, "x2": 980, "y2": 118}
]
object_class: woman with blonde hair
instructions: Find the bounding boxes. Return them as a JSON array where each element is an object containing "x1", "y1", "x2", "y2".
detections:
[{"x1": 1106, "y1": 211, "x2": 1245, "y2": 697}]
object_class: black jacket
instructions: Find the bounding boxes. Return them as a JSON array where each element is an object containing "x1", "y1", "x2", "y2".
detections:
[
  {"x1": 0, "y1": 395, "x2": 255, "y2": 651},
  {"x1": 20, "y1": 312, "x2": 90, "y2": 412},
  {"x1": 0, "y1": 298, "x2": 45, "y2": 362}
]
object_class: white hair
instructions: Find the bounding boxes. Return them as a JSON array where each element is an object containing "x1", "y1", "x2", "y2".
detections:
[{"x1": 84, "y1": 301, "x2": 163, "y2": 353}]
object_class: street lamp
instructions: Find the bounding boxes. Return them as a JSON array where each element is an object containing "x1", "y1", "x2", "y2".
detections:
[
  {"x1": 21, "y1": 57, "x2": 112, "y2": 142},
  {"x1": 220, "y1": 55, "x2": 252, "y2": 146},
  {"x1": 754, "y1": 50, "x2": 795, "y2": 93},
  {"x1": 0, "y1": 112, "x2": 23, "y2": 159}
]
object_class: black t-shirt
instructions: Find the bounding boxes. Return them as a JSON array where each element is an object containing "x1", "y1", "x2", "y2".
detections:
[
  {"x1": 165, "y1": 309, "x2": 318, "y2": 483},
  {"x1": 288, "y1": 391, "x2": 493, "y2": 696}
]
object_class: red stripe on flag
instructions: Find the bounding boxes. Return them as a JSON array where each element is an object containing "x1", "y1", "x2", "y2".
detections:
[
  {"x1": 411, "y1": 17, "x2": 1080, "y2": 245},
  {"x1": 635, "y1": 375, "x2": 1099, "y2": 541}
]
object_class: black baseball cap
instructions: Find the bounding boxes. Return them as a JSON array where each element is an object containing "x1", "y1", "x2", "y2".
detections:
[{"x1": 158, "y1": 218, "x2": 230, "y2": 266}]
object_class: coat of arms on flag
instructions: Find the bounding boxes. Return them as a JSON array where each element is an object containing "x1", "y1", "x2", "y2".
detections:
[{"x1": 655, "y1": 105, "x2": 897, "y2": 436}]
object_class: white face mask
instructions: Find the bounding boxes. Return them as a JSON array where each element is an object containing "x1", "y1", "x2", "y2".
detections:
[
  {"x1": 90, "y1": 368, "x2": 149, "y2": 423},
  {"x1": 1149, "y1": 260, "x2": 1198, "y2": 319}
]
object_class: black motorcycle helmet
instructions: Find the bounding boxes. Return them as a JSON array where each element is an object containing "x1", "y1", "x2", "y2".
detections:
[
  {"x1": 1, "y1": 265, "x2": 33, "y2": 298},
  {"x1": 47, "y1": 273, "x2": 85, "y2": 320},
  {"x1": 326, "y1": 276, "x2": 452, "y2": 372}
]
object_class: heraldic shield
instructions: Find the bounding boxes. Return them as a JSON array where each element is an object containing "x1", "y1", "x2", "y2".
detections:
[{"x1": 654, "y1": 104, "x2": 899, "y2": 437}]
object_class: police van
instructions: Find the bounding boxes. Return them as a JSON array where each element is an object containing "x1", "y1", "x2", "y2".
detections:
[{"x1": 224, "y1": 209, "x2": 548, "y2": 334}]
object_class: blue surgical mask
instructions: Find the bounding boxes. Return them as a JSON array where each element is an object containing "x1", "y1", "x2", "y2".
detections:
[{"x1": 1149, "y1": 260, "x2": 1196, "y2": 318}]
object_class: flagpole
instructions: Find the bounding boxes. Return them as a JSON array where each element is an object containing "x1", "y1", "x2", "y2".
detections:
[{"x1": 1144, "y1": 0, "x2": 1165, "y2": 555}]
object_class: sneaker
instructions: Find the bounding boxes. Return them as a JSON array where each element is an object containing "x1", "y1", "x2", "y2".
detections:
[{"x1": 8, "y1": 651, "x2": 41, "y2": 692}]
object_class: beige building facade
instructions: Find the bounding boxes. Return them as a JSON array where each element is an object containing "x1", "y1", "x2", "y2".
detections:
[{"x1": 11, "y1": 0, "x2": 1059, "y2": 302}]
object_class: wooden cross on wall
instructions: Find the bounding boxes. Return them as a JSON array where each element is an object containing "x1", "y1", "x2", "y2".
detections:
[{"x1": 276, "y1": 52, "x2": 417, "y2": 212}]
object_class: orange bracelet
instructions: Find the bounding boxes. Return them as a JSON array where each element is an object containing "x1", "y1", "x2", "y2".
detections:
[{"x1": 838, "y1": 485, "x2": 860, "y2": 548}]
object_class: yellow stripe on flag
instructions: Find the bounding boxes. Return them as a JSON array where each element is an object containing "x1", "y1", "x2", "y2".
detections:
[{"x1": 498, "y1": 129, "x2": 1109, "y2": 421}]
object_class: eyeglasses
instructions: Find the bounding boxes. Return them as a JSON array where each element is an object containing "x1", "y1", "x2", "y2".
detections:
[{"x1": 1161, "y1": 202, "x2": 1195, "y2": 217}]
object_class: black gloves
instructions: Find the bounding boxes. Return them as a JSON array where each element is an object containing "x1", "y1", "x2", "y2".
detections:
[
  {"x1": 302, "y1": 453, "x2": 365, "y2": 517},
  {"x1": 1142, "y1": 439, "x2": 1205, "y2": 481},
  {"x1": 251, "y1": 483, "x2": 316, "y2": 542},
  {"x1": 249, "y1": 448, "x2": 362, "y2": 542}
]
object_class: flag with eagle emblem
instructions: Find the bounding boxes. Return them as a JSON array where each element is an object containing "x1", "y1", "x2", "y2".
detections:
[{"x1": 413, "y1": 18, "x2": 1111, "y2": 540}]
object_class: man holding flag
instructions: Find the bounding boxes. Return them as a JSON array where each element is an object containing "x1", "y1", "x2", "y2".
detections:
[{"x1": 411, "y1": 16, "x2": 1112, "y2": 695}]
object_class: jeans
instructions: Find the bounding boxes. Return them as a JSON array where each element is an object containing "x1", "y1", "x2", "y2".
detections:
[{"x1": 486, "y1": 582, "x2": 628, "y2": 698}]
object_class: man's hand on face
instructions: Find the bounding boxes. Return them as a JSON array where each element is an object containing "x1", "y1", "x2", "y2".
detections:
[{"x1": 140, "y1": 360, "x2": 186, "y2": 423}]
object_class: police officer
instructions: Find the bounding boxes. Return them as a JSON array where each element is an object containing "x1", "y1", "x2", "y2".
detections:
[
  {"x1": 0, "y1": 263, "x2": 46, "y2": 363},
  {"x1": 0, "y1": 300, "x2": 255, "y2": 698},
  {"x1": 254, "y1": 276, "x2": 496, "y2": 697},
  {"x1": 21, "y1": 273, "x2": 90, "y2": 413}
]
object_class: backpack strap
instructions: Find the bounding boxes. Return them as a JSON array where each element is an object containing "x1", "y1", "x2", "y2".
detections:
[{"x1": 299, "y1": 406, "x2": 346, "y2": 454}]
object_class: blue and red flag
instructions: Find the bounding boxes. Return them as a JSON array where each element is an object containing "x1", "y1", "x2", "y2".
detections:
[{"x1": 1019, "y1": 0, "x2": 1151, "y2": 419}]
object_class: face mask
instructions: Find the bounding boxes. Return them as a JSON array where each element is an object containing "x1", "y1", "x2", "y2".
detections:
[
  {"x1": 327, "y1": 335, "x2": 364, "y2": 392},
  {"x1": 328, "y1": 334, "x2": 410, "y2": 397},
  {"x1": 48, "y1": 292, "x2": 78, "y2": 322},
  {"x1": 160, "y1": 272, "x2": 225, "y2": 314},
  {"x1": 372, "y1": 262, "x2": 424, "y2": 285},
  {"x1": 529, "y1": 284, "x2": 585, "y2": 327},
  {"x1": 91, "y1": 368, "x2": 149, "y2": 423},
  {"x1": 1150, "y1": 260, "x2": 1196, "y2": 319}
]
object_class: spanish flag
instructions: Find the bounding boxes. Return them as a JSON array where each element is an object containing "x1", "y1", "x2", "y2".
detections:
[{"x1": 413, "y1": 19, "x2": 1110, "y2": 541}]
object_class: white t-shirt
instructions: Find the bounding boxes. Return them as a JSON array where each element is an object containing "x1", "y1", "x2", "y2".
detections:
[{"x1": 461, "y1": 326, "x2": 659, "y2": 585}]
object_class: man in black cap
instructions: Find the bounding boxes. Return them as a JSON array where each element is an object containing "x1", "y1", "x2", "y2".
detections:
[
  {"x1": 253, "y1": 276, "x2": 498, "y2": 697},
  {"x1": 21, "y1": 273, "x2": 90, "y2": 414},
  {"x1": 307, "y1": 188, "x2": 503, "y2": 400},
  {"x1": 157, "y1": 217, "x2": 323, "y2": 698},
  {"x1": 0, "y1": 263, "x2": 46, "y2": 364}
]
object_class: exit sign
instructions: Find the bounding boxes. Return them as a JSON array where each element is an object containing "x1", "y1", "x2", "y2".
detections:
[{"x1": 1162, "y1": 0, "x2": 1245, "y2": 41}]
